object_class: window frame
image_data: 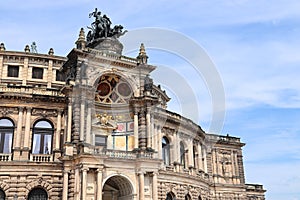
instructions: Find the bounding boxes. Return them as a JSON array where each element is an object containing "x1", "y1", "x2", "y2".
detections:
[
  {"x1": 7, "y1": 65, "x2": 19, "y2": 78},
  {"x1": 32, "y1": 67, "x2": 44, "y2": 79},
  {"x1": 0, "y1": 118, "x2": 14, "y2": 154},
  {"x1": 162, "y1": 136, "x2": 171, "y2": 165},
  {"x1": 32, "y1": 120, "x2": 54, "y2": 154}
]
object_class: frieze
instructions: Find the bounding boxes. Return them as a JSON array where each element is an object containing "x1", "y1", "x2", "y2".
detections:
[
  {"x1": 0, "y1": 107, "x2": 18, "y2": 117},
  {"x1": 31, "y1": 109, "x2": 58, "y2": 117}
]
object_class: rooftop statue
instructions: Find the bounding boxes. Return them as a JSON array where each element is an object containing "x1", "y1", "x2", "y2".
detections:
[{"x1": 87, "y1": 8, "x2": 127, "y2": 43}]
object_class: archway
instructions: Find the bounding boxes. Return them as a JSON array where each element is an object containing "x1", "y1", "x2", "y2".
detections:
[
  {"x1": 28, "y1": 188, "x2": 48, "y2": 200},
  {"x1": 102, "y1": 175, "x2": 134, "y2": 200}
]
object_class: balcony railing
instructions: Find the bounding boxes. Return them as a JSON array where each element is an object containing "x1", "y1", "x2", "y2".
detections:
[
  {"x1": 0, "y1": 153, "x2": 12, "y2": 161},
  {"x1": 30, "y1": 154, "x2": 53, "y2": 162},
  {"x1": 93, "y1": 148, "x2": 154, "y2": 160}
]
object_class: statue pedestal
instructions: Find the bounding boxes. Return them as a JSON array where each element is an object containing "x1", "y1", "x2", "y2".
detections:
[{"x1": 87, "y1": 38, "x2": 123, "y2": 56}]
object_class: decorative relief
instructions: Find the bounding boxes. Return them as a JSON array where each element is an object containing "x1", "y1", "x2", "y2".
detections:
[
  {"x1": 0, "y1": 107, "x2": 18, "y2": 117},
  {"x1": 31, "y1": 109, "x2": 58, "y2": 117}
]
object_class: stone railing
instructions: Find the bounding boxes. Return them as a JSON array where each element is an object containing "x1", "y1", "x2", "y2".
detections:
[
  {"x1": 94, "y1": 149, "x2": 137, "y2": 159},
  {"x1": 30, "y1": 154, "x2": 53, "y2": 162},
  {"x1": 0, "y1": 153, "x2": 12, "y2": 161},
  {"x1": 93, "y1": 148, "x2": 155, "y2": 160},
  {"x1": 0, "y1": 85, "x2": 65, "y2": 97}
]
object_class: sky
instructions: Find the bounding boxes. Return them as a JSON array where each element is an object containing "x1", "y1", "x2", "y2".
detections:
[{"x1": 0, "y1": 1, "x2": 300, "y2": 199}]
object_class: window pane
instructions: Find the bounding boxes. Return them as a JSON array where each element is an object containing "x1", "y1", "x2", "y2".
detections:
[
  {"x1": 35, "y1": 121, "x2": 52, "y2": 128},
  {"x1": 0, "y1": 119, "x2": 14, "y2": 127},
  {"x1": 55, "y1": 70, "x2": 65, "y2": 81},
  {"x1": 32, "y1": 134, "x2": 41, "y2": 154},
  {"x1": 43, "y1": 134, "x2": 52, "y2": 154},
  {"x1": 32, "y1": 67, "x2": 43, "y2": 79},
  {"x1": 7, "y1": 65, "x2": 19, "y2": 77},
  {"x1": 3, "y1": 133, "x2": 12, "y2": 153},
  {"x1": 95, "y1": 135, "x2": 107, "y2": 146}
]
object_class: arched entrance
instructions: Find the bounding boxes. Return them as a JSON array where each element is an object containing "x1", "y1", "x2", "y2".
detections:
[
  {"x1": 102, "y1": 175, "x2": 134, "y2": 200},
  {"x1": 28, "y1": 188, "x2": 48, "y2": 200}
]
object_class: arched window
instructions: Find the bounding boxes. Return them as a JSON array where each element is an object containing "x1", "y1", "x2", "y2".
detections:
[
  {"x1": 162, "y1": 136, "x2": 170, "y2": 165},
  {"x1": 185, "y1": 194, "x2": 192, "y2": 200},
  {"x1": 166, "y1": 192, "x2": 176, "y2": 200},
  {"x1": 180, "y1": 141, "x2": 186, "y2": 168},
  {"x1": 28, "y1": 188, "x2": 48, "y2": 200},
  {"x1": 32, "y1": 120, "x2": 53, "y2": 154},
  {"x1": 0, "y1": 189, "x2": 5, "y2": 200},
  {"x1": 0, "y1": 118, "x2": 14, "y2": 154}
]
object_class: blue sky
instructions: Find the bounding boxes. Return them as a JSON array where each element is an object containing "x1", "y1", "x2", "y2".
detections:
[{"x1": 1, "y1": 1, "x2": 300, "y2": 199}]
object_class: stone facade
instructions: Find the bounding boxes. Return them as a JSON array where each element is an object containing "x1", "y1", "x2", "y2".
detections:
[{"x1": 0, "y1": 24, "x2": 265, "y2": 200}]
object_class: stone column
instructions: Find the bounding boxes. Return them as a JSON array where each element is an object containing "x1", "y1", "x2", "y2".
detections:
[
  {"x1": 74, "y1": 167, "x2": 80, "y2": 200},
  {"x1": 67, "y1": 100, "x2": 72, "y2": 142},
  {"x1": 23, "y1": 107, "x2": 31, "y2": 149},
  {"x1": 134, "y1": 109, "x2": 139, "y2": 149},
  {"x1": 82, "y1": 167, "x2": 88, "y2": 199},
  {"x1": 62, "y1": 170, "x2": 69, "y2": 200},
  {"x1": 152, "y1": 172, "x2": 158, "y2": 200},
  {"x1": 153, "y1": 124, "x2": 157, "y2": 154},
  {"x1": 138, "y1": 172, "x2": 145, "y2": 200},
  {"x1": 146, "y1": 107, "x2": 151, "y2": 148},
  {"x1": 22, "y1": 58, "x2": 28, "y2": 86},
  {"x1": 157, "y1": 126, "x2": 162, "y2": 159},
  {"x1": 55, "y1": 110, "x2": 62, "y2": 149},
  {"x1": 47, "y1": 60, "x2": 53, "y2": 88},
  {"x1": 138, "y1": 108, "x2": 146, "y2": 150},
  {"x1": 15, "y1": 107, "x2": 24, "y2": 148},
  {"x1": 80, "y1": 102, "x2": 85, "y2": 141},
  {"x1": 96, "y1": 169, "x2": 103, "y2": 200},
  {"x1": 0, "y1": 55, "x2": 3, "y2": 78},
  {"x1": 197, "y1": 143, "x2": 203, "y2": 170},
  {"x1": 86, "y1": 105, "x2": 92, "y2": 144},
  {"x1": 188, "y1": 139, "x2": 194, "y2": 167},
  {"x1": 203, "y1": 146, "x2": 208, "y2": 173}
]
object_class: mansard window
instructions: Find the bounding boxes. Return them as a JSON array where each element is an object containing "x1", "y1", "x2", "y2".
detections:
[
  {"x1": 0, "y1": 189, "x2": 5, "y2": 200},
  {"x1": 180, "y1": 141, "x2": 186, "y2": 168},
  {"x1": 95, "y1": 135, "x2": 107, "y2": 146},
  {"x1": 7, "y1": 65, "x2": 19, "y2": 77},
  {"x1": 95, "y1": 74, "x2": 132, "y2": 104},
  {"x1": 55, "y1": 70, "x2": 65, "y2": 82},
  {"x1": 162, "y1": 136, "x2": 170, "y2": 165},
  {"x1": 0, "y1": 118, "x2": 14, "y2": 154},
  {"x1": 32, "y1": 67, "x2": 43, "y2": 79},
  {"x1": 28, "y1": 188, "x2": 48, "y2": 200},
  {"x1": 32, "y1": 120, "x2": 53, "y2": 154}
]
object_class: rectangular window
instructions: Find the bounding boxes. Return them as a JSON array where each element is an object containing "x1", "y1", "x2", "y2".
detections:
[
  {"x1": 7, "y1": 65, "x2": 19, "y2": 77},
  {"x1": 32, "y1": 67, "x2": 43, "y2": 79},
  {"x1": 55, "y1": 70, "x2": 65, "y2": 82},
  {"x1": 95, "y1": 135, "x2": 107, "y2": 146}
]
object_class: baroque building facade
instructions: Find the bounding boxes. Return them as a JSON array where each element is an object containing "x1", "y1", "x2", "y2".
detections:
[{"x1": 0, "y1": 11, "x2": 265, "y2": 200}]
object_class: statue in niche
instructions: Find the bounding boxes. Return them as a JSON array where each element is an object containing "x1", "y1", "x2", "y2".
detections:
[{"x1": 144, "y1": 74, "x2": 153, "y2": 92}]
